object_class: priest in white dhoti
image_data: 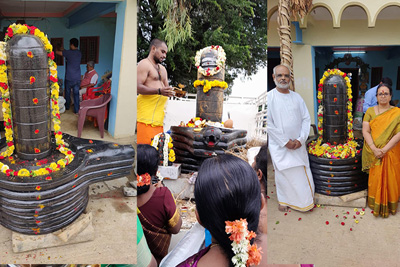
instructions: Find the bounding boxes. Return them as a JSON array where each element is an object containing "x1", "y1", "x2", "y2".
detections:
[{"x1": 267, "y1": 64, "x2": 315, "y2": 212}]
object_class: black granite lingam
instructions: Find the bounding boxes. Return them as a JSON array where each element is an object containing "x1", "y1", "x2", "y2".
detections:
[
  {"x1": 308, "y1": 72, "x2": 366, "y2": 196},
  {"x1": 0, "y1": 33, "x2": 134, "y2": 235},
  {"x1": 171, "y1": 46, "x2": 247, "y2": 173}
]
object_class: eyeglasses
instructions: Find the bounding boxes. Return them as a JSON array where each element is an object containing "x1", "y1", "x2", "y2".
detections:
[{"x1": 378, "y1": 93, "x2": 390, "y2": 97}]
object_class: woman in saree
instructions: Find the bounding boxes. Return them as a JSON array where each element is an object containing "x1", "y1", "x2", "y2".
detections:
[
  {"x1": 137, "y1": 144, "x2": 182, "y2": 264},
  {"x1": 362, "y1": 83, "x2": 400, "y2": 217}
]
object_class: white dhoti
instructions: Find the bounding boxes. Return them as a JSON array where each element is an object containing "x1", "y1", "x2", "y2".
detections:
[{"x1": 274, "y1": 165, "x2": 315, "y2": 211}]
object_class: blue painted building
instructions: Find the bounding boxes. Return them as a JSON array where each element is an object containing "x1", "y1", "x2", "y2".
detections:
[{"x1": 0, "y1": 0, "x2": 135, "y2": 138}]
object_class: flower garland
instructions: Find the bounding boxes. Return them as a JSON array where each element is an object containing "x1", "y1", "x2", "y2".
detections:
[
  {"x1": 137, "y1": 173, "x2": 151, "y2": 187},
  {"x1": 308, "y1": 68, "x2": 360, "y2": 159},
  {"x1": 225, "y1": 218, "x2": 262, "y2": 267},
  {"x1": 0, "y1": 24, "x2": 74, "y2": 177},
  {"x1": 194, "y1": 45, "x2": 226, "y2": 76},
  {"x1": 193, "y1": 79, "x2": 228, "y2": 93},
  {"x1": 151, "y1": 133, "x2": 175, "y2": 166}
]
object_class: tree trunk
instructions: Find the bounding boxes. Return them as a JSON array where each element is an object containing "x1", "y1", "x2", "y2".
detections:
[{"x1": 278, "y1": 0, "x2": 295, "y2": 90}]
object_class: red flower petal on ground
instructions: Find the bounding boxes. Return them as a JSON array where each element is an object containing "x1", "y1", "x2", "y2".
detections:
[
  {"x1": 356, "y1": 211, "x2": 360, "y2": 215},
  {"x1": 346, "y1": 211, "x2": 350, "y2": 214},
  {"x1": 362, "y1": 208, "x2": 365, "y2": 211},
  {"x1": 336, "y1": 215, "x2": 339, "y2": 218},
  {"x1": 74, "y1": 174, "x2": 78, "y2": 178},
  {"x1": 350, "y1": 228, "x2": 353, "y2": 231},
  {"x1": 298, "y1": 218, "x2": 302, "y2": 221},
  {"x1": 72, "y1": 185, "x2": 76, "y2": 188},
  {"x1": 325, "y1": 221, "x2": 329, "y2": 225},
  {"x1": 353, "y1": 215, "x2": 356, "y2": 219},
  {"x1": 371, "y1": 211, "x2": 374, "y2": 214},
  {"x1": 45, "y1": 176, "x2": 52, "y2": 181},
  {"x1": 284, "y1": 213, "x2": 287, "y2": 216},
  {"x1": 341, "y1": 222, "x2": 345, "y2": 226}
]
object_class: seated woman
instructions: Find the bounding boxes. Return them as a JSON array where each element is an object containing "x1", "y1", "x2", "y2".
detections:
[
  {"x1": 137, "y1": 144, "x2": 182, "y2": 264},
  {"x1": 362, "y1": 83, "x2": 400, "y2": 217},
  {"x1": 177, "y1": 154, "x2": 264, "y2": 267}
]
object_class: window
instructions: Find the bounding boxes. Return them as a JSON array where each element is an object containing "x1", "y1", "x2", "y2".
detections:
[
  {"x1": 50, "y1": 38, "x2": 64, "y2": 66},
  {"x1": 80, "y1": 36, "x2": 99, "y2": 64}
]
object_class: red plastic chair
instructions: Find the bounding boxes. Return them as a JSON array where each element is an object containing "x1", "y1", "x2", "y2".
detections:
[
  {"x1": 77, "y1": 94, "x2": 112, "y2": 138},
  {"x1": 82, "y1": 80, "x2": 111, "y2": 100}
]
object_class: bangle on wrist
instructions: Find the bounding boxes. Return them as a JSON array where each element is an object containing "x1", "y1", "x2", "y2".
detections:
[{"x1": 158, "y1": 88, "x2": 161, "y2": 95}]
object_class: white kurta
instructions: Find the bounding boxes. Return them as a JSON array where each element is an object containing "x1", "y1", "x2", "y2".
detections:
[{"x1": 267, "y1": 88, "x2": 315, "y2": 211}]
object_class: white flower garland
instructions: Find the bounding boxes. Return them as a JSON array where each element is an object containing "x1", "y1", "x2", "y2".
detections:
[{"x1": 194, "y1": 45, "x2": 226, "y2": 76}]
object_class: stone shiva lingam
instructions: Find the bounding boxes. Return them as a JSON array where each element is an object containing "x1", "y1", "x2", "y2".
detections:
[
  {"x1": 170, "y1": 45, "x2": 247, "y2": 173},
  {"x1": 0, "y1": 24, "x2": 134, "y2": 235},
  {"x1": 308, "y1": 69, "x2": 367, "y2": 196}
]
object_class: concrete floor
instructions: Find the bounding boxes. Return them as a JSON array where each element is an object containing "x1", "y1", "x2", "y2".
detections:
[
  {"x1": 267, "y1": 148, "x2": 400, "y2": 267},
  {"x1": 0, "y1": 108, "x2": 136, "y2": 264}
]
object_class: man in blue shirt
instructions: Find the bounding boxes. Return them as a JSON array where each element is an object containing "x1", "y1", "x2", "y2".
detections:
[
  {"x1": 363, "y1": 77, "x2": 392, "y2": 113},
  {"x1": 56, "y1": 38, "x2": 82, "y2": 113}
]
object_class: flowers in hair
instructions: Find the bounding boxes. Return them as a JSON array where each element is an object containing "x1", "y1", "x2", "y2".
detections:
[
  {"x1": 225, "y1": 218, "x2": 262, "y2": 266},
  {"x1": 137, "y1": 173, "x2": 151, "y2": 187}
]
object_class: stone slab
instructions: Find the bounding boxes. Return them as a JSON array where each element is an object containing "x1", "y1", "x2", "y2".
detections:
[
  {"x1": 12, "y1": 212, "x2": 94, "y2": 253},
  {"x1": 123, "y1": 186, "x2": 137, "y2": 197},
  {"x1": 315, "y1": 192, "x2": 367, "y2": 208},
  {"x1": 339, "y1": 189, "x2": 368, "y2": 202},
  {"x1": 164, "y1": 176, "x2": 194, "y2": 199}
]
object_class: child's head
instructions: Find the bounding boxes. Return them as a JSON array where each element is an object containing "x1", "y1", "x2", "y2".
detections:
[
  {"x1": 137, "y1": 144, "x2": 159, "y2": 195},
  {"x1": 253, "y1": 144, "x2": 268, "y2": 192},
  {"x1": 195, "y1": 154, "x2": 261, "y2": 266}
]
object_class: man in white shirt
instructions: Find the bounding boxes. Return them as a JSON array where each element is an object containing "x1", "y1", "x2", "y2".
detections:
[{"x1": 267, "y1": 64, "x2": 315, "y2": 212}]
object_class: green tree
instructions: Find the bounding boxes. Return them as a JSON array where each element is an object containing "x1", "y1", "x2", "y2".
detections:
[{"x1": 137, "y1": 0, "x2": 268, "y2": 95}]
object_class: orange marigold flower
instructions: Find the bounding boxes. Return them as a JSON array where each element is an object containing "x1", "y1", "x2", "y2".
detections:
[
  {"x1": 30, "y1": 76, "x2": 36, "y2": 84},
  {"x1": 34, "y1": 148, "x2": 40, "y2": 153},
  {"x1": 225, "y1": 218, "x2": 247, "y2": 243},
  {"x1": 36, "y1": 186, "x2": 41, "y2": 191},
  {"x1": 27, "y1": 51, "x2": 33, "y2": 58},
  {"x1": 335, "y1": 110, "x2": 339, "y2": 115},
  {"x1": 246, "y1": 244, "x2": 262, "y2": 266},
  {"x1": 35, "y1": 129, "x2": 39, "y2": 134},
  {"x1": 33, "y1": 98, "x2": 38, "y2": 104},
  {"x1": 137, "y1": 173, "x2": 151, "y2": 187}
]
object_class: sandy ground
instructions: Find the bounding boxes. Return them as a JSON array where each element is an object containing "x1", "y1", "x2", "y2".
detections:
[
  {"x1": 267, "y1": 151, "x2": 400, "y2": 267},
  {"x1": 0, "y1": 108, "x2": 136, "y2": 264}
]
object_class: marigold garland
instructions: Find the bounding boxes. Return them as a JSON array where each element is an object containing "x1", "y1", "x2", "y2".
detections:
[
  {"x1": 308, "y1": 68, "x2": 360, "y2": 159},
  {"x1": 193, "y1": 79, "x2": 228, "y2": 93},
  {"x1": 194, "y1": 45, "x2": 226, "y2": 77},
  {"x1": 225, "y1": 218, "x2": 262, "y2": 266},
  {"x1": 0, "y1": 23, "x2": 74, "y2": 177}
]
